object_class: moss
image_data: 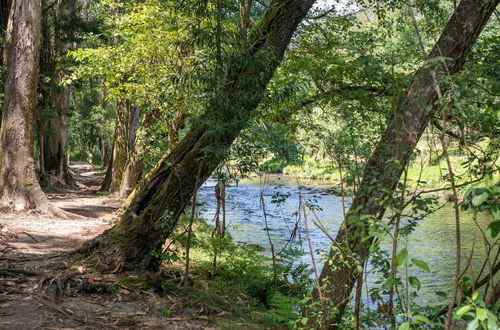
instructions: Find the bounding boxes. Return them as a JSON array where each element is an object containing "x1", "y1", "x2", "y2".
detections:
[{"x1": 115, "y1": 275, "x2": 151, "y2": 291}]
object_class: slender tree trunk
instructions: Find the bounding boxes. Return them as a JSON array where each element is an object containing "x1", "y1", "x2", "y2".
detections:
[
  {"x1": 166, "y1": 110, "x2": 188, "y2": 153},
  {"x1": 101, "y1": 101, "x2": 140, "y2": 194},
  {"x1": 0, "y1": 0, "x2": 64, "y2": 215},
  {"x1": 0, "y1": 0, "x2": 12, "y2": 129},
  {"x1": 117, "y1": 106, "x2": 142, "y2": 198},
  {"x1": 84, "y1": 0, "x2": 316, "y2": 272},
  {"x1": 306, "y1": 0, "x2": 498, "y2": 328}
]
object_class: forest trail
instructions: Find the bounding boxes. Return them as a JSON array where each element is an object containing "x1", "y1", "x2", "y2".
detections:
[{"x1": 0, "y1": 164, "x2": 207, "y2": 329}]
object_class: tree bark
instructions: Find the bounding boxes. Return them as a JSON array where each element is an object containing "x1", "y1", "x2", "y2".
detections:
[
  {"x1": 42, "y1": 71, "x2": 73, "y2": 185},
  {"x1": 117, "y1": 106, "x2": 142, "y2": 198},
  {"x1": 85, "y1": 0, "x2": 316, "y2": 272},
  {"x1": 306, "y1": 0, "x2": 498, "y2": 328},
  {"x1": 0, "y1": 0, "x2": 12, "y2": 129},
  {"x1": 102, "y1": 102, "x2": 141, "y2": 194},
  {"x1": 0, "y1": 0, "x2": 63, "y2": 215},
  {"x1": 40, "y1": 0, "x2": 78, "y2": 186}
]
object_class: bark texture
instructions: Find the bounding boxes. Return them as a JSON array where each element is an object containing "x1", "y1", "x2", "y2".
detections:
[
  {"x1": 307, "y1": 0, "x2": 498, "y2": 328},
  {"x1": 86, "y1": 0, "x2": 316, "y2": 272},
  {"x1": 100, "y1": 102, "x2": 141, "y2": 194},
  {"x1": 0, "y1": 0, "x2": 53, "y2": 213},
  {"x1": 117, "y1": 106, "x2": 143, "y2": 198},
  {"x1": 39, "y1": 0, "x2": 78, "y2": 186}
]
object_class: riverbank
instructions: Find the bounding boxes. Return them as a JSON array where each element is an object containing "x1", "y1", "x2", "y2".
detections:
[
  {"x1": 0, "y1": 164, "x2": 303, "y2": 329},
  {"x1": 253, "y1": 154, "x2": 490, "y2": 201}
]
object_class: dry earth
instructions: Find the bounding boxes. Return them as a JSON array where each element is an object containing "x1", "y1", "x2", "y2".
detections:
[{"x1": 0, "y1": 164, "x2": 210, "y2": 330}]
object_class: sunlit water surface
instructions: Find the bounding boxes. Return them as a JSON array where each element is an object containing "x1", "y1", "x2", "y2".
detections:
[{"x1": 197, "y1": 175, "x2": 493, "y2": 307}]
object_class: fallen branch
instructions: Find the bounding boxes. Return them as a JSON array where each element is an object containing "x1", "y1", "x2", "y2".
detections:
[{"x1": 0, "y1": 268, "x2": 39, "y2": 276}]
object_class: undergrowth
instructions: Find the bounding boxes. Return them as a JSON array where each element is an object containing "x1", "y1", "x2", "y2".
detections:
[{"x1": 158, "y1": 215, "x2": 313, "y2": 328}]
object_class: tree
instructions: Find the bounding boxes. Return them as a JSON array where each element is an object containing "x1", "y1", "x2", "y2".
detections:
[
  {"x1": 38, "y1": 0, "x2": 83, "y2": 186},
  {"x1": 306, "y1": 0, "x2": 499, "y2": 327},
  {"x1": 84, "y1": 0, "x2": 317, "y2": 272},
  {"x1": 0, "y1": 0, "x2": 62, "y2": 214}
]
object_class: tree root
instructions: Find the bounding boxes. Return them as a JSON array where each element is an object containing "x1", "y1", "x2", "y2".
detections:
[
  {"x1": 77, "y1": 229, "x2": 127, "y2": 273},
  {"x1": 37, "y1": 269, "x2": 113, "y2": 304}
]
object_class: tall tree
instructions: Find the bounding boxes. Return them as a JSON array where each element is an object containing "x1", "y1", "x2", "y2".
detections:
[
  {"x1": 306, "y1": 0, "x2": 499, "y2": 327},
  {"x1": 84, "y1": 0, "x2": 316, "y2": 272},
  {"x1": 0, "y1": 0, "x2": 62, "y2": 214},
  {"x1": 39, "y1": 0, "x2": 81, "y2": 186}
]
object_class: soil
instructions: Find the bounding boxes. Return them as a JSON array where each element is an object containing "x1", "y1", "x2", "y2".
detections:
[{"x1": 0, "y1": 164, "x2": 210, "y2": 330}]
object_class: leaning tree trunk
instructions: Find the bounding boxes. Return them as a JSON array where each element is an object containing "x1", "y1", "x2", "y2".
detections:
[
  {"x1": 0, "y1": 0, "x2": 64, "y2": 215},
  {"x1": 85, "y1": 0, "x2": 316, "y2": 272},
  {"x1": 306, "y1": 0, "x2": 498, "y2": 328}
]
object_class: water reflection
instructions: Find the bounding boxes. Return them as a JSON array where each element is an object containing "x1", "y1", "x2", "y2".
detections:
[{"x1": 197, "y1": 175, "x2": 493, "y2": 306}]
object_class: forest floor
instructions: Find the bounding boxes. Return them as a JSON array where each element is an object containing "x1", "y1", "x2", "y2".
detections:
[{"x1": 0, "y1": 163, "x2": 212, "y2": 329}]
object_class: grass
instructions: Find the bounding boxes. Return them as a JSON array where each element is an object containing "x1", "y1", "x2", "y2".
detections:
[{"x1": 155, "y1": 215, "x2": 313, "y2": 329}]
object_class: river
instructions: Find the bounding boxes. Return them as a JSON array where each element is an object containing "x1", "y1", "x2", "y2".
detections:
[{"x1": 197, "y1": 175, "x2": 494, "y2": 307}]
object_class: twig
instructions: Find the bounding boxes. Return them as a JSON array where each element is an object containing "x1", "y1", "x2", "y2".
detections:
[{"x1": 21, "y1": 232, "x2": 39, "y2": 243}]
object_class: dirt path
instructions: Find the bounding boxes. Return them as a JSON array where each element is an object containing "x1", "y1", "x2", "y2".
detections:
[{"x1": 0, "y1": 164, "x2": 207, "y2": 329}]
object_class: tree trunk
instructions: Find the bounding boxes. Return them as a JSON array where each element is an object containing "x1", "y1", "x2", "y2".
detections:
[
  {"x1": 0, "y1": 0, "x2": 62, "y2": 215},
  {"x1": 0, "y1": 0, "x2": 12, "y2": 129},
  {"x1": 101, "y1": 102, "x2": 140, "y2": 194},
  {"x1": 306, "y1": 0, "x2": 498, "y2": 328},
  {"x1": 85, "y1": 0, "x2": 316, "y2": 272},
  {"x1": 117, "y1": 106, "x2": 142, "y2": 198},
  {"x1": 42, "y1": 73, "x2": 73, "y2": 185},
  {"x1": 40, "y1": 0, "x2": 77, "y2": 186}
]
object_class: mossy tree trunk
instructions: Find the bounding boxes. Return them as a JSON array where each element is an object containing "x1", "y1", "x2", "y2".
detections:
[
  {"x1": 306, "y1": 0, "x2": 498, "y2": 327},
  {"x1": 0, "y1": 0, "x2": 58, "y2": 214},
  {"x1": 86, "y1": 0, "x2": 316, "y2": 272}
]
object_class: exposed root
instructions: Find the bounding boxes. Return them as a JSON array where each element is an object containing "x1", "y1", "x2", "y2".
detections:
[
  {"x1": 38, "y1": 269, "x2": 113, "y2": 304},
  {"x1": 77, "y1": 229, "x2": 127, "y2": 273}
]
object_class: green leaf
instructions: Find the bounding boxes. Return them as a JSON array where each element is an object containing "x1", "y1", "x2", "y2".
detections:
[
  {"x1": 395, "y1": 248, "x2": 408, "y2": 267},
  {"x1": 455, "y1": 305, "x2": 473, "y2": 319},
  {"x1": 435, "y1": 291, "x2": 447, "y2": 298},
  {"x1": 414, "y1": 315, "x2": 430, "y2": 323},
  {"x1": 411, "y1": 258, "x2": 431, "y2": 273},
  {"x1": 490, "y1": 204, "x2": 500, "y2": 220},
  {"x1": 487, "y1": 316, "x2": 498, "y2": 329},
  {"x1": 466, "y1": 318, "x2": 479, "y2": 330},
  {"x1": 486, "y1": 220, "x2": 500, "y2": 239},
  {"x1": 398, "y1": 322, "x2": 410, "y2": 330},
  {"x1": 472, "y1": 192, "x2": 489, "y2": 206},
  {"x1": 409, "y1": 276, "x2": 421, "y2": 290},
  {"x1": 476, "y1": 308, "x2": 486, "y2": 321},
  {"x1": 381, "y1": 277, "x2": 400, "y2": 290}
]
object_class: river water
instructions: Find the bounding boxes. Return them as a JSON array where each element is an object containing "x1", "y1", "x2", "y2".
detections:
[{"x1": 197, "y1": 175, "x2": 493, "y2": 306}]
